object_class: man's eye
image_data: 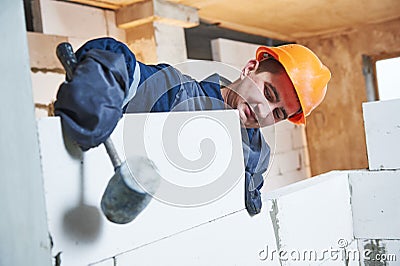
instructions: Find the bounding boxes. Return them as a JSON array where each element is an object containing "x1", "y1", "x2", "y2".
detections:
[
  {"x1": 273, "y1": 108, "x2": 287, "y2": 121},
  {"x1": 264, "y1": 84, "x2": 275, "y2": 102}
]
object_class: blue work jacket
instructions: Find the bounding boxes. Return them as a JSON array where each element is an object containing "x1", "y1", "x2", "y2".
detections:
[{"x1": 54, "y1": 38, "x2": 270, "y2": 215}]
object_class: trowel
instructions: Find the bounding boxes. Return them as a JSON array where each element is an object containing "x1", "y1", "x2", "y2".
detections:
[{"x1": 56, "y1": 42, "x2": 161, "y2": 224}]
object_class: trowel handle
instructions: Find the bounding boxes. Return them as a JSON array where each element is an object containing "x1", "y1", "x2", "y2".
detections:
[{"x1": 56, "y1": 42, "x2": 122, "y2": 169}]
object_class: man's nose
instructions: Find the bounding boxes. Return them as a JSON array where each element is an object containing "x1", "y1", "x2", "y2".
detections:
[
  {"x1": 253, "y1": 103, "x2": 273, "y2": 120},
  {"x1": 255, "y1": 101, "x2": 274, "y2": 115}
]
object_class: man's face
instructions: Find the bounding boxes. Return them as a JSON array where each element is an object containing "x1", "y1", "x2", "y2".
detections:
[{"x1": 230, "y1": 60, "x2": 301, "y2": 128}]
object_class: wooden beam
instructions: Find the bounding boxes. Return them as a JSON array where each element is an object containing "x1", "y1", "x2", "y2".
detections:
[
  {"x1": 125, "y1": 23, "x2": 157, "y2": 63},
  {"x1": 67, "y1": 0, "x2": 120, "y2": 9},
  {"x1": 116, "y1": 0, "x2": 154, "y2": 27},
  {"x1": 200, "y1": 16, "x2": 294, "y2": 41},
  {"x1": 65, "y1": 0, "x2": 145, "y2": 10},
  {"x1": 116, "y1": 0, "x2": 198, "y2": 29}
]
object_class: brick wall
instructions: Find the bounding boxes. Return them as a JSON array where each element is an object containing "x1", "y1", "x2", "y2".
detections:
[{"x1": 28, "y1": 0, "x2": 125, "y2": 118}]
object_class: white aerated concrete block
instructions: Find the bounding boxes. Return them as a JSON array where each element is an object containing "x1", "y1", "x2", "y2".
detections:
[
  {"x1": 265, "y1": 171, "x2": 354, "y2": 265},
  {"x1": 154, "y1": 22, "x2": 187, "y2": 64},
  {"x1": 27, "y1": 32, "x2": 67, "y2": 70},
  {"x1": 291, "y1": 125, "x2": 307, "y2": 149},
  {"x1": 273, "y1": 150, "x2": 302, "y2": 174},
  {"x1": 363, "y1": 99, "x2": 400, "y2": 170},
  {"x1": 349, "y1": 170, "x2": 400, "y2": 239},
  {"x1": 67, "y1": 37, "x2": 91, "y2": 52},
  {"x1": 264, "y1": 168, "x2": 310, "y2": 192},
  {"x1": 38, "y1": 111, "x2": 246, "y2": 265},
  {"x1": 104, "y1": 10, "x2": 126, "y2": 42},
  {"x1": 261, "y1": 121, "x2": 298, "y2": 155},
  {"x1": 276, "y1": 120, "x2": 296, "y2": 132},
  {"x1": 31, "y1": 72, "x2": 64, "y2": 102},
  {"x1": 115, "y1": 207, "x2": 280, "y2": 266},
  {"x1": 316, "y1": 239, "x2": 359, "y2": 266},
  {"x1": 91, "y1": 258, "x2": 115, "y2": 266},
  {"x1": 40, "y1": 0, "x2": 107, "y2": 39},
  {"x1": 275, "y1": 129, "x2": 293, "y2": 154},
  {"x1": 300, "y1": 146, "x2": 311, "y2": 168},
  {"x1": 265, "y1": 157, "x2": 281, "y2": 177},
  {"x1": 211, "y1": 38, "x2": 259, "y2": 70},
  {"x1": 31, "y1": 72, "x2": 64, "y2": 117}
]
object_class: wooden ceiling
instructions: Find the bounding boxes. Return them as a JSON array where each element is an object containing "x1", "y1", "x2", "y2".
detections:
[{"x1": 67, "y1": 0, "x2": 400, "y2": 40}]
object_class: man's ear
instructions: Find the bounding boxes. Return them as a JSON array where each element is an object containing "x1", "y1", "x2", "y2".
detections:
[{"x1": 241, "y1": 59, "x2": 259, "y2": 79}]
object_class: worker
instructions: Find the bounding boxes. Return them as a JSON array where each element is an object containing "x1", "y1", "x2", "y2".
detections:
[{"x1": 54, "y1": 37, "x2": 331, "y2": 216}]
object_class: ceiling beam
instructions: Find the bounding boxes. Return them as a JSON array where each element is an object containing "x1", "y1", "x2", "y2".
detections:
[
  {"x1": 116, "y1": 0, "x2": 199, "y2": 29},
  {"x1": 66, "y1": 0, "x2": 145, "y2": 10}
]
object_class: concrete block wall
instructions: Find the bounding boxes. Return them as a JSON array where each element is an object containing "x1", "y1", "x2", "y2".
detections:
[
  {"x1": 111, "y1": 206, "x2": 279, "y2": 266},
  {"x1": 350, "y1": 170, "x2": 400, "y2": 239},
  {"x1": 29, "y1": 0, "x2": 126, "y2": 118},
  {"x1": 363, "y1": 98, "x2": 400, "y2": 170},
  {"x1": 118, "y1": 0, "x2": 198, "y2": 64},
  {"x1": 262, "y1": 122, "x2": 311, "y2": 191},
  {"x1": 263, "y1": 169, "x2": 399, "y2": 266},
  {"x1": 37, "y1": 119, "x2": 400, "y2": 265},
  {"x1": 261, "y1": 98, "x2": 400, "y2": 265},
  {"x1": 264, "y1": 171, "x2": 355, "y2": 266},
  {"x1": 349, "y1": 170, "x2": 400, "y2": 265},
  {"x1": 38, "y1": 0, "x2": 125, "y2": 45},
  {"x1": 33, "y1": 112, "x2": 351, "y2": 265},
  {"x1": 29, "y1": 0, "x2": 196, "y2": 118},
  {"x1": 37, "y1": 99, "x2": 400, "y2": 265},
  {"x1": 38, "y1": 111, "x2": 258, "y2": 265},
  {"x1": 211, "y1": 38, "x2": 312, "y2": 191},
  {"x1": 27, "y1": 32, "x2": 66, "y2": 117}
]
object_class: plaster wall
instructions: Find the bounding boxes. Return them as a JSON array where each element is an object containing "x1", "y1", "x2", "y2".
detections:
[
  {"x1": 297, "y1": 18, "x2": 400, "y2": 175},
  {"x1": 0, "y1": 1, "x2": 51, "y2": 265}
]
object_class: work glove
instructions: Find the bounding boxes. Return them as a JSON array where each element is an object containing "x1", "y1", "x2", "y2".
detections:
[{"x1": 54, "y1": 48, "x2": 129, "y2": 150}]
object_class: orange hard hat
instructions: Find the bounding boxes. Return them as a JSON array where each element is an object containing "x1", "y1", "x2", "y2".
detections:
[{"x1": 256, "y1": 44, "x2": 331, "y2": 125}]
